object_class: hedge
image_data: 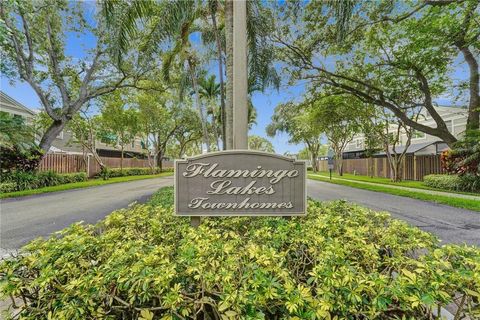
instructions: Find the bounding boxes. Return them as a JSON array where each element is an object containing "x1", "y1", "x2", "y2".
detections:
[
  {"x1": 424, "y1": 174, "x2": 480, "y2": 193},
  {"x1": 423, "y1": 174, "x2": 461, "y2": 191},
  {"x1": 1, "y1": 188, "x2": 478, "y2": 319},
  {"x1": 97, "y1": 167, "x2": 174, "y2": 179},
  {"x1": 0, "y1": 171, "x2": 87, "y2": 192}
]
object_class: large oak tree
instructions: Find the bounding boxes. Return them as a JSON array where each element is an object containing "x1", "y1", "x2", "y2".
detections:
[
  {"x1": 1, "y1": 0, "x2": 145, "y2": 158},
  {"x1": 273, "y1": 0, "x2": 479, "y2": 147}
]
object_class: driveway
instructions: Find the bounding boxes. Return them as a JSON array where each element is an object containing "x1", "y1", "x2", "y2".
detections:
[
  {"x1": 1, "y1": 176, "x2": 478, "y2": 255},
  {"x1": 0, "y1": 176, "x2": 174, "y2": 253}
]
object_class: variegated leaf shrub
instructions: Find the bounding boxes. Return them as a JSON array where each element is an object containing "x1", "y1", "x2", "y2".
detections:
[{"x1": 1, "y1": 188, "x2": 479, "y2": 319}]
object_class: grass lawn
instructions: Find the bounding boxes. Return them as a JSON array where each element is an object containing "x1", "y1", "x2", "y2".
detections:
[
  {"x1": 0, "y1": 172, "x2": 174, "y2": 199},
  {"x1": 313, "y1": 171, "x2": 479, "y2": 196},
  {"x1": 308, "y1": 174, "x2": 480, "y2": 212}
]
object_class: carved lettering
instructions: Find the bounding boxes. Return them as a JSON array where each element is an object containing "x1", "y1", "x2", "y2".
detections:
[
  {"x1": 182, "y1": 162, "x2": 298, "y2": 184},
  {"x1": 176, "y1": 151, "x2": 306, "y2": 216}
]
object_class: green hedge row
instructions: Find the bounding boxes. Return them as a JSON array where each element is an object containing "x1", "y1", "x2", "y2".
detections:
[
  {"x1": 0, "y1": 171, "x2": 87, "y2": 193},
  {"x1": 424, "y1": 174, "x2": 480, "y2": 193},
  {"x1": 97, "y1": 167, "x2": 174, "y2": 179},
  {"x1": 1, "y1": 190, "x2": 478, "y2": 319}
]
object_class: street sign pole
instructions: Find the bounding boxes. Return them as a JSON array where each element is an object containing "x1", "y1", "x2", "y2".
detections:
[{"x1": 327, "y1": 149, "x2": 334, "y2": 181}]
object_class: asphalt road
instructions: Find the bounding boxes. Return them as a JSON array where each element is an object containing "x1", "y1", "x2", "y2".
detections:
[
  {"x1": 1, "y1": 177, "x2": 479, "y2": 254},
  {"x1": 307, "y1": 179, "x2": 480, "y2": 246},
  {"x1": 0, "y1": 176, "x2": 174, "y2": 252}
]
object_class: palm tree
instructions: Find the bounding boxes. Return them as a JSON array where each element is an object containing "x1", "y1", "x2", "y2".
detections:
[
  {"x1": 157, "y1": 1, "x2": 212, "y2": 153},
  {"x1": 199, "y1": 75, "x2": 222, "y2": 150},
  {"x1": 103, "y1": 0, "x2": 280, "y2": 151},
  {"x1": 223, "y1": 0, "x2": 280, "y2": 148},
  {"x1": 204, "y1": 0, "x2": 227, "y2": 150},
  {"x1": 102, "y1": 0, "x2": 211, "y2": 153}
]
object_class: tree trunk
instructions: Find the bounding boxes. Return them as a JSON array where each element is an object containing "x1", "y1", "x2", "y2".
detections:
[
  {"x1": 458, "y1": 45, "x2": 480, "y2": 131},
  {"x1": 211, "y1": 111, "x2": 221, "y2": 150},
  {"x1": 39, "y1": 120, "x2": 66, "y2": 157},
  {"x1": 120, "y1": 146, "x2": 124, "y2": 171},
  {"x1": 210, "y1": 4, "x2": 227, "y2": 150},
  {"x1": 386, "y1": 148, "x2": 409, "y2": 182},
  {"x1": 156, "y1": 150, "x2": 163, "y2": 172},
  {"x1": 225, "y1": 0, "x2": 234, "y2": 150},
  {"x1": 338, "y1": 161, "x2": 343, "y2": 176},
  {"x1": 143, "y1": 139, "x2": 154, "y2": 172},
  {"x1": 368, "y1": 157, "x2": 374, "y2": 178},
  {"x1": 391, "y1": 160, "x2": 400, "y2": 182},
  {"x1": 86, "y1": 125, "x2": 105, "y2": 170},
  {"x1": 310, "y1": 152, "x2": 318, "y2": 172},
  {"x1": 92, "y1": 151, "x2": 105, "y2": 170},
  {"x1": 188, "y1": 59, "x2": 211, "y2": 153},
  {"x1": 81, "y1": 145, "x2": 88, "y2": 173},
  {"x1": 334, "y1": 150, "x2": 344, "y2": 176}
]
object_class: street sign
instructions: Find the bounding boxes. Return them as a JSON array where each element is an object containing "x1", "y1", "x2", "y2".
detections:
[
  {"x1": 327, "y1": 149, "x2": 334, "y2": 166},
  {"x1": 175, "y1": 150, "x2": 306, "y2": 216}
]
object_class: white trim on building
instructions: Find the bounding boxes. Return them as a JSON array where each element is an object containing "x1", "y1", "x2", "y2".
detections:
[{"x1": 343, "y1": 106, "x2": 468, "y2": 158}]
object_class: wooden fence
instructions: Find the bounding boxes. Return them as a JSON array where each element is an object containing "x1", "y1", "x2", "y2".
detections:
[
  {"x1": 317, "y1": 154, "x2": 444, "y2": 181},
  {"x1": 39, "y1": 154, "x2": 174, "y2": 177},
  {"x1": 38, "y1": 154, "x2": 86, "y2": 174}
]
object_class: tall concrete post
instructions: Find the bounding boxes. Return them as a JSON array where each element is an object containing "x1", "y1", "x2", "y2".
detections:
[{"x1": 232, "y1": 0, "x2": 248, "y2": 149}]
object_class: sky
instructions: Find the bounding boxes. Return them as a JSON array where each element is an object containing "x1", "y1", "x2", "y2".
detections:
[
  {"x1": 0, "y1": 10, "x2": 308, "y2": 156},
  {"x1": 0, "y1": 2, "x2": 469, "y2": 156}
]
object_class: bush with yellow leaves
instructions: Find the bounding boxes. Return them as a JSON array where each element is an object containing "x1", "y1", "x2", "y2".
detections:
[{"x1": 1, "y1": 187, "x2": 479, "y2": 319}]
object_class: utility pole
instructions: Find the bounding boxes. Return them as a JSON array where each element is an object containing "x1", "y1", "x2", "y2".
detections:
[{"x1": 232, "y1": 0, "x2": 248, "y2": 149}]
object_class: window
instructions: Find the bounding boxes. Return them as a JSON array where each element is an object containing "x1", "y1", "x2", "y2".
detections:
[
  {"x1": 56, "y1": 130, "x2": 64, "y2": 140},
  {"x1": 356, "y1": 139, "x2": 363, "y2": 148},
  {"x1": 131, "y1": 140, "x2": 135, "y2": 148}
]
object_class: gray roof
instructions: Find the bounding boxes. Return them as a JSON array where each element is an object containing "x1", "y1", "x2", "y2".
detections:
[
  {"x1": 0, "y1": 91, "x2": 37, "y2": 116},
  {"x1": 376, "y1": 141, "x2": 440, "y2": 156}
]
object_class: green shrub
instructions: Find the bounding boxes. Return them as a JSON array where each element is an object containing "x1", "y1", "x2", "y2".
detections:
[
  {"x1": 36, "y1": 170, "x2": 63, "y2": 188},
  {"x1": 5, "y1": 170, "x2": 39, "y2": 190},
  {"x1": 0, "y1": 182, "x2": 16, "y2": 193},
  {"x1": 60, "y1": 172, "x2": 88, "y2": 184},
  {"x1": 424, "y1": 174, "x2": 480, "y2": 193},
  {"x1": 457, "y1": 173, "x2": 480, "y2": 193},
  {"x1": 96, "y1": 167, "x2": 174, "y2": 179},
  {"x1": 1, "y1": 193, "x2": 479, "y2": 319},
  {"x1": 423, "y1": 174, "x2": 461, "y2": 191},
  {"x1": 148, "y1": 185, "x2": 174, "y2": 208},
  {"x1": 0, "y1": 171, "x2": 88, "y2": 192}
]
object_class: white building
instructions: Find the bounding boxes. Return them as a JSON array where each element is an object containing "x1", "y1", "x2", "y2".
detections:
[
  {"x1": 0, "y1": 91, "x2": 37, "y2": 123},
  {"x1": 0, "y1": 91, "x2": 146, "y2": 157},
  {"x1": 343, "y1": 106, "x2": 468, "y2": 159}
]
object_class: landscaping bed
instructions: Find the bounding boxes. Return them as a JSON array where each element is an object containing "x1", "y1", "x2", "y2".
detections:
[
  {"x1": 0, "y1": 168, "x2": 174, "y2": 199},
  {"x1": 308, "y1": 174, "x2": 480, "y2": 212},
  {"x1": 312, "y1": 172, "x2": 479, "y2": 196},
  {"x1": 424, "y1": 174, "x2": 480, "y2": 193},
  {"x1": 1, "y1": 187, "x2": 478, "y2": 319},
  {"x1": 0, "y1": 171, "x2": 87, "y2": 193},
  {"x1": 96, "y1": 167, "x2": 174, "y2": 179}
]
